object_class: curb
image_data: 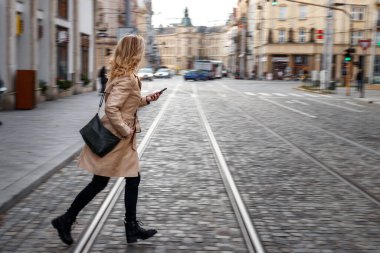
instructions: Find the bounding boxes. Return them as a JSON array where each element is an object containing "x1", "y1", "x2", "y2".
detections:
[
  {"x1": 295, "y1": 87, "x2": 380, "y2": 104},
  {"x1": 294, "y1": 87, "x2": 334, "y2": 94},
  {"x1": 0, "y1": 140, "x2": 84, "y2": 214},
  {"x1": 353, "y1": 97, "x2": 380, "y2": 105}
]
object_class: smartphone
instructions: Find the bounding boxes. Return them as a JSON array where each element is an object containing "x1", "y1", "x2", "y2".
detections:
[{"x1": 159, "y1": 88, "x2": 167, "y2": 95}]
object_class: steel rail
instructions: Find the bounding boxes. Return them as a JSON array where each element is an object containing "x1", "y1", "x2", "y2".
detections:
[
  {"x1": 192, "y1": 85, "x2": 266, "y2": 253},
  {"x1": 218, "y1": 83, "x2": 380, "y2": 207},
  {"x1": 72, "y1": 84, "x2": 179, "y2": 253},
  {"x1": 221, "y1": 83, "x2": 380, "y2": 157}
]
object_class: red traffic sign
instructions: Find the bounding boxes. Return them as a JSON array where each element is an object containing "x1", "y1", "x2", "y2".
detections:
[{"x1": 359, "y1": 39, "x2": 371, "y2": 50}]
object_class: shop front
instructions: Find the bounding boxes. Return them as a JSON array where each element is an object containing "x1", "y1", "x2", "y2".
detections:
[{"x1": 271, "y1": 55, "x2": 288, "y2": 80}]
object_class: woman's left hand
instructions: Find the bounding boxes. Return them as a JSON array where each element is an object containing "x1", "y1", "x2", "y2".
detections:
[{"x1": 147, "y1": 92, "x2": 160, "y2": 102}]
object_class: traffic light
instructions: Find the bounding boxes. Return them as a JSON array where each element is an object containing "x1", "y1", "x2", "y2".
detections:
[
  {"x1": 316, "y1": 29, "x2": 324, "y2": 40},
  {"x1": 343, "y1": 48, "x2": 355, "y2": 62},
  {"x1": 344, "y1": 52, "x2": 352, "y2": 62}
]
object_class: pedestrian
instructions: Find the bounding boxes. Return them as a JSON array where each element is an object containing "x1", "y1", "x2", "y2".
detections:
[
  {"x1": 98, "y1": 65, "x2": 108, "y2": 94},
  {"x1": 356, "y1": 69, "x2": 364, "y2": 92},
  {"x1": 251, "y1": 69, "x2": 256, "y2": 80},
  {"x1": 52, "y1": 34, "x2": 161, "y2": 245}
]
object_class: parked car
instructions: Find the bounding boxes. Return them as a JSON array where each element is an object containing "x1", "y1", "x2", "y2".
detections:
[
  {"x1": 154, "y1": 68, "x2": 172, "y2": 78},
  {"x1": 184, "y1": 70, "x2": 210, "y2": 81},
  {"x1": 201, "y1": 70, "x2": 213, "y2": 80},
  {"x1": 137, "y1": 68, "x2": 154, "y2": 81}
]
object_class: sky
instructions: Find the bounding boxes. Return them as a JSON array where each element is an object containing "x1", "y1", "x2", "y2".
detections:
[{"x1": 151, "y1": 0, "x2": 238, "y2": 28}]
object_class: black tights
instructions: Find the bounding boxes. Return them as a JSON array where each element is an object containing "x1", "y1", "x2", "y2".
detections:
[{"x1": 66, "y1": 174, "x2": 140, "y2": 221}]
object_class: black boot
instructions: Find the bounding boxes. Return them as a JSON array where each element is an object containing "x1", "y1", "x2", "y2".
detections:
[
  {"x1": 51, "y1": 214, "x2": 75, "y2": 245},
  {"x1": 124, "y1": 219, "x2": 157, "y2": 243}
]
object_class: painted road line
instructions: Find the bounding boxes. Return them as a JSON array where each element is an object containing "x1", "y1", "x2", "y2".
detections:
[
  {"x1": 273, "y1": 93, "x2": 287, "y2": 96},
  {"x1": 304, "y1": 93, "x2": 320, "y2": 97},
  {"x1": 260, "y1": 97, "x2": 317, "y2": 118},
  {"x1": 292, "y1": 100, "x2": 309, "y2": 106},
  {"x1": 307, "y1": 99, "x2": 362, "y2": 112},
  {"x1": 244, "y1": 92, "x2": 256, "y2": 96},
  {"x1": 289, "y1": 93, "x2": 303, "y2": 97},
  {"x1": 258, "y1": 92, "x2": 270, "y2": 96},
  {"x1": 345, "y1": 101, "x2": 365, "y2": 108}
]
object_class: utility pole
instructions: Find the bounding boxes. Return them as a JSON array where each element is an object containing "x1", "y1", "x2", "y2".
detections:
[
  {"x1": 368, "y1": 8, "x2": 377, "y2": 84},
  {"x1": 125, "y1": 0, "x2": 131, "y2": 27},
  {"x1": 258, "y1": 0, "x2": 265, "y2": 80},
  {"x1": 240, "y1": 16, "x2": 247, "y2": 79},
  {"x1": 321, "y1": 0, "x2": 334, "y2": 90}
]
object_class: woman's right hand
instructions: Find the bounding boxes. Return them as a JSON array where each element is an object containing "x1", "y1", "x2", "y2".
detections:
[{"x1": 122, "y1": 126, "x2": 135, "y2": 139}]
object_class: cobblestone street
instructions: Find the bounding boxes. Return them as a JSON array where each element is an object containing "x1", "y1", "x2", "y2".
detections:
[{"x1": 0, "y1": 77, "x2": 380, "y2": 252}]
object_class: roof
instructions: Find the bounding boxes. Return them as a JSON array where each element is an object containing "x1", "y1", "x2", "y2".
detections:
[{"x1": 180, "y1": 7, "x2": 193, "y2": 27}]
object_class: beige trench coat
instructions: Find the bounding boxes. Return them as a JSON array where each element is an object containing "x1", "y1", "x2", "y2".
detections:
[{"x1": 78, "y1": 74, "x2": 149, "y2": 177}]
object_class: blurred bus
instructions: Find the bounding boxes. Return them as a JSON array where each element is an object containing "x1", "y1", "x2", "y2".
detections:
[{"x1": 194, "y1": 60, "x2": 223, "y2": 79}]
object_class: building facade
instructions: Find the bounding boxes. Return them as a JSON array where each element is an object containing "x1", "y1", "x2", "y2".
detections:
[
  {"x1": 249, "y1": 0, "x2": 379, "y2": 83},
  {"x1": 0, "y1": 0, "x2": 97, "y2": 109},
  {"x1": 155, "y1": 8, "x2": 227, "y2": 72},
  {"x1": 95, "y1": 0, "x2": 153, "y2": 72}
]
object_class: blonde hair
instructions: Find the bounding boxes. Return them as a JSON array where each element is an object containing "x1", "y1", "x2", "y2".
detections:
[{"x1": 107, "y1": 34, "x2": 145, "y2": 80}]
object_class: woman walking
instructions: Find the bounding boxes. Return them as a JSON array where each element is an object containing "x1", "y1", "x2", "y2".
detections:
[{"x1": 52, "y1": 34, "x2": 161, "y2": 245}]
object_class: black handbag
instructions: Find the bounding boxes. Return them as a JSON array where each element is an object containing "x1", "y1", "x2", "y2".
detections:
[{"x1": 80, "y1": 93, "x2": 120, "y2": 157}]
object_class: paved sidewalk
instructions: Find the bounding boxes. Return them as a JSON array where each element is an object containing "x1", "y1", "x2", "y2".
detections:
[
  {"x1": 0, "y1": 92, "x2": 101, "y2": 213},
  {"x1": 335, "y1": 85, "x2": 380, "y2": 104},
  {"x1": 296, "y1": 84, "x2": 380, "y2": 104}
]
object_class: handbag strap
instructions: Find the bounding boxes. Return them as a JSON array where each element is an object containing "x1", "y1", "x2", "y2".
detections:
[{"x1": 98, "y1": 92, "x2": 105, "y2": 113}]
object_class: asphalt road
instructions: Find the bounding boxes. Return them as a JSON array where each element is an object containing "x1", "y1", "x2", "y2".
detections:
[{"x1": 0, "y1": 77, "x2": 379, "y2": 253}]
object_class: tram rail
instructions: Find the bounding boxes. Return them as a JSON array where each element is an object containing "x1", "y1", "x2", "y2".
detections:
[{"x1": 72, "y1": 82, "x2": 265, "y2": 253}]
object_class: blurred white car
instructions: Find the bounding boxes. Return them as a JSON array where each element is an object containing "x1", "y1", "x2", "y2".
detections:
[
  {"x1": 154, "y1": 68, "x2": 172, "y2": 79},
  {"x1": 137, "y1": 68, "x2": 154, "y2": 81}
]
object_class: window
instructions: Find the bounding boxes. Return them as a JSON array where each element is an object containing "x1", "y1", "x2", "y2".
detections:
[
  {"x1": 299, "y1": 5, "x2": 307, "y2": 19},
  {"x1": 80, "y1": 34, "x2": 89, "y2": 78},
  {"x1": 279, "y1": 29, "x2": 286, "y2": 43},
  {"x1": 279, "y1": 7, "x2": 287, "y2": 20},
  {"x1": 295, "y1": 55, "x2": 308, "y2": 65},
  {"x1": 299, "y1": 28, "x2": 306, "y2": 43},
  {"x1": 56, "y1": 26, "x2": 69, "y2": 79},
  {"x1": 351, "y1": 31, "x2": 363, "y2": 45},
  {"x1": 57, "y1": 0, "x2": 68, "y2": 20},
  {"x1": 351, "y1": 6, "x2": 365, "y2": 21},
  {"x1": 374, "y1": 56, "x2": 380, "y2": 76}
]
